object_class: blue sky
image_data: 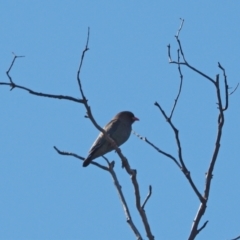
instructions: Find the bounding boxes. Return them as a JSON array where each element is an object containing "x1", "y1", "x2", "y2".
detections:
[{"x1": 1, "y1": 1, "x2": 240, "y2": 240}]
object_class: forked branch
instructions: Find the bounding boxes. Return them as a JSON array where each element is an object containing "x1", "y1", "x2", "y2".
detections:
[
  {"x1": 2, "y1": 29, "x2": 153, "y2": 240},
  {"x1": 138, "y1": 19, "x2": 232, "y2": 240},
  {"x1": 53, "y1": 145, "x2": 142, "y2": 239},
  {"x1": 167, "y1": 19, "x2": 230, "y2": 240},
  {"x1": 1, "y1": 54, "x2": 84, "y2": 103},
  {"x1": 75, "y1": 28, "x2": 154, "y2": 240}
]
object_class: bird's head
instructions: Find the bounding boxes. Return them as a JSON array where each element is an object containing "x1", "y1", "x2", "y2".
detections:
[{"x1": 115, "y1": 111, "x2": 139, "y2": 124}]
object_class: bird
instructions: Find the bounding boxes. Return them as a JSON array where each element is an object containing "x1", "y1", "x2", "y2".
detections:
[{"x1": 83, "y1": 111, "x2": 139, "y2": 167}]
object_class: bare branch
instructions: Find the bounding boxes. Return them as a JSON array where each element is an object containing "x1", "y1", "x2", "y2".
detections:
[
  {"x1": 229, "y1": 83, "x2": 239, "y2": 95},
  {"x1": 189, "y1": 201, "x2": 207, "y2": 240},
  {"x1": 6, "y1": 54, "x2": 25, "y2": 85},
  {"x1": 107, "y1": 160, "x2": 143, "y2": 240},
  {"x1": 169, "y1": 19, "x2": 216, "y2": 85},
  {"x1": 186, "y1": 44, "x2": 228, "y2": 240},
  {"x1": 0, "y1": 82, "x2": 84, "y2": 103},
  {"x1": 154, "y1": 101, "x2": 203, "y2": 202},
  {"x1": 131, "y1": 170, "x2": 154, "y2": 240},
  {"x1": 76, "y1": 29, "x2": 154, "y2": 240},
  {"x1": 53, "y1": 146, "x2": 108, "y2": 171},
  {"x1": 132, "y1": 131, "x2": 181, "y2": 169},
  {"x1": 3, "y1": 38, "x2": 146, "y2": 239},
  {"x1": 102, "y1": 155, "x2": 111, "y2": 165},
  {"x1": 77, "y1": 27, "x2": 90, "y2": 100},
  {"x1": 167, "y1": 44, "x2": 172, "y2": 62},
  {"x1": 204, "y1": 75, "x2": 224, "y2": 198},
  {"x1": 175, "y1": 19, "x2": 187, "y2": 63},
  {"x1": 172, "y1": 61, "x2": 216, "y2": 85},
  {"x1": 1, "y1": 54, "x2": 84, "y2": 103},
  {"x1": 197, "y1": 221, "x2": 208, "y2": 234},
  {"x1": 76, "y1": 33, "x2": 130, "y2": 169},
  {"x1": 54, "y1": 147, "x2": 143, "y2": 239},
  {"x1": 171, "y1": 24, "x2": 229, "y2": 236},
  {"x1": 170, "y1": 23, "x2": 229, "y2": 239},
  {"x1": 169, "y1": 48, "x2": 183, "y2": 119},
  {"x1": 218, "y1": 62, "x2": 229, "y2": 110},
  {"x1": 142, "y1": 185, "x2": 152, "y2": 209},
  {"x1": 154, "y1": 102, "x2": 185, "y2": 167},
  {"x1": 175, "y1": 18, "x2": 184, "y2": 38}
]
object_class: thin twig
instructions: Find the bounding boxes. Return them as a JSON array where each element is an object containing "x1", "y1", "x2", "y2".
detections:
[
  {"x1": 142, "y1": 186, "x2": 152, "y2": 209},
  {"x1": 77, "y1": 27, "x2": 90, "y2": 100},
  {"x1": 196, "y1": 221, "x2": 208, "y2": 234},
  {"x1": 175, "y1": 18, "x2": 184, "y2": 38},
  {"x1": 169, "y1": 48, "x2": 183, "y2": 119},
  {"x1": 167, "y1": 44, "x2": 172, "y2": 62},
  {"x1": 2, "y1": 54, "x2": 84, "y2": 103},
  {"x1": 171, "y1": 61, "x2": 216, "y2": 85},
  {"x1": 6, "y1": 54, "x2": 25, "y2": 85},
  {"x1": 175, "y1": 19, "x2": 187, "y2": 63},
  {"x1": 229, "y1": 83, "x2": 239, "y2": 95},
  {"x1": 218, "y1": 62, "x2": 229, "y2": 110},
  {"x1": 53, "y1": 146, "x2": 108, "y2": 171},
  {"x1": 154, "y1": 102, "x2": 186, "y2": 168},
  {"x1": 132, "y1": 131, "x2": 181, "y2": 169},
  {"x1": 102, "y1": 155, "x2": 111, "y2": 165},
  {"x1": 169, "y1": 19, "x2": 216, "y2": 85},
  {"x1": 0, "y1": 82, "x2": 84, "y2": 103}
]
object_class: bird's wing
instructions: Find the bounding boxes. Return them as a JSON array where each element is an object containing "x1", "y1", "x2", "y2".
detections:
[{"x1": 87, "y1": 118, "x2": 121, "y2": 157}]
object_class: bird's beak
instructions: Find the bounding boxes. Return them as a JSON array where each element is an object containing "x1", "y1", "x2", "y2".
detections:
[{"x1": 132, "y1": 117, "x2": 139, "y2": 121}]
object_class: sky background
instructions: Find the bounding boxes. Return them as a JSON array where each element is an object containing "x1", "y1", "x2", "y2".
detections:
[{"x1": 1, "y1": 1, "x2": 240, "y2": 240}]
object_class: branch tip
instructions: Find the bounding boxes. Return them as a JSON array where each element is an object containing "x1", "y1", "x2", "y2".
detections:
[{"x1": 142, "y1": 185, "x2": 153, "y2": 209}]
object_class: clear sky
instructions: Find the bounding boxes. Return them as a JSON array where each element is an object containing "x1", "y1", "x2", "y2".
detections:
[{"x1": 1, "y1": 1, "x2": 240, "y2": 240}]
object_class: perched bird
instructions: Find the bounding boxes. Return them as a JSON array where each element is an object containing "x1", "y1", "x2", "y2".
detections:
[{"x1": 83, "y1": 111, "x2": 139, "y2": 167}]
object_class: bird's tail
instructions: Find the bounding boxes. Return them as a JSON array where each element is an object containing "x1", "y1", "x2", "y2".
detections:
[{"x1": 82, "y1": 157, "x2": 92, "y2": 167}]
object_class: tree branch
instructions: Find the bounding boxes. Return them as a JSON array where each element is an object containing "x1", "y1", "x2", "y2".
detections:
[
  {"x1": 142, "y1": 185, "x2": 152, "y2": 209},
  {"x1": 168, "y1": 20, "x2": 216, "y2": 85},
  {"x1": 229, "y1": 83, "x2": 239, "y2": 95},
  {"x1": 132, "y1": 131, "x2": 182, "y2": 169},
  {"x1": 53, "y1": 146, "x2": 108, "y2": 171},
  {"x1": 53, "y1": 146, "x2": 143, "y2": 239},
  {"x1": 1, "y1": 54, "x2": 84, "y2": 103},
  {"x1": 169, "y1": 48, "x2": 183, "y2": 120},
  {"x1": 76, "y1": 28, "x2": 154, "y2": 240},
  {"x1": 107, "y1": 160, "x2": 143, "y2": 240},
  {"x1": 218, "y1": 62, "x2": 229, "y2": 111},
  {"x1": 154, "y1": 101, "x2": 203, "y2": 203},
  {"x1": 166, "y1": 20, "x2": 229, "y2": 240}
]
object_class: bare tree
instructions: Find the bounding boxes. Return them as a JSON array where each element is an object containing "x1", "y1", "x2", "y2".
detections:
[{"x1": 1, "y1": 20, "x2": 238, "y2": 240}]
